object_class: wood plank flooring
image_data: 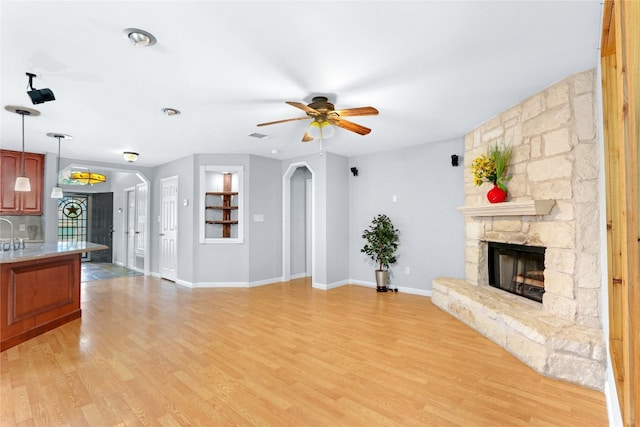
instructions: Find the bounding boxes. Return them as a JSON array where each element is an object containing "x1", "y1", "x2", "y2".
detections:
[{"x1": 1, "y1": 276, "x2": 608, "y2": 426}]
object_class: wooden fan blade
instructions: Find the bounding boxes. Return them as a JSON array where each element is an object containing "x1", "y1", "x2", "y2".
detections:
[
  {"x1": 328, "y1": 117, "x2": 372, "y2": 135},
  {"x1": 334, "y1": 106, "x2": 379, "y2": 117},
  {"x1": 286, "y1": 101, "x2": 320, "y2": 116},
  {"x1": 257, "y1": 116, "x2": 310, "y2": 127},
  {"x1": 302, "y1": 132, "x2": 314, "y2": 142}
]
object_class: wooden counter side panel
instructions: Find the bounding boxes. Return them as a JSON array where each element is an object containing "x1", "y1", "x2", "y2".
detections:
[
  {"x1": 1, "y1": 254, "x2": 81, "y2": 351},
  {"x1": 8, "y1": 258, "x2": 77, "y2": 324}
]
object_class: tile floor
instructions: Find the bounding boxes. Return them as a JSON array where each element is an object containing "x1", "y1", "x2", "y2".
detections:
[{"x1": 81, "y1": 262, "x2": 143, "y2": 282}]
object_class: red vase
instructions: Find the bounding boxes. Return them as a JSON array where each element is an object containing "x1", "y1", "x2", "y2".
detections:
[{"x1": 487, "y1": 185, "x2": 507, "y2": 203}]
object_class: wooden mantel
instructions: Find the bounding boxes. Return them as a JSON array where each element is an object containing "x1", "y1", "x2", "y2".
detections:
[{"x1": 458, "y1": 200, "x2": 556, "y2": 217}]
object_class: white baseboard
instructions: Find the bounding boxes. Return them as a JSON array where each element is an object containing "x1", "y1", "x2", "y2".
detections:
[
  {"x1": 175, "y1": 279, "x2": 194, "y2": 288},
  {"x1": 312, "y1": 279, "x2": 350, "y2": 290},
  {"x1": 348, "y1": 280, "x2": 432, "y2": 297},
  {"x1": 150, "y1": 274, "x2": 432, "y2": 297},
  {"x1": 180, "y1": 277, "x2": 284, "y2": 289},
  {"x1": 248, "y1": 277, "x2": 283, "y2": 287}
]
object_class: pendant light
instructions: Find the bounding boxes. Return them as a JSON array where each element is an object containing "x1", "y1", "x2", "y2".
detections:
[
  {"x1": 47, "y1": 133, "x2": 72, "y2": 198},
  {"x1": 4, "y1": 106, "x2": 40, "y2": 192}
]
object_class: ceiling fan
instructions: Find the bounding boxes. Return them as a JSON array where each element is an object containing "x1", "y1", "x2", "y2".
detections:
[{"x1": 257, "y1": 96, "x2": 378, "y2": 142}]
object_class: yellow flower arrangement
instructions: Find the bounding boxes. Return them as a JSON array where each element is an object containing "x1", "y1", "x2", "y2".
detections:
[{"x1": 470, "y1": 142, "x2": 513, "y2": 192}]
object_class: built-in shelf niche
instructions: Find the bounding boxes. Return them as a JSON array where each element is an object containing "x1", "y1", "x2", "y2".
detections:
[
  {"x1": 199, "y1": 165, "x2": 243, "y2": 243},
  {"x1": 458, "y1": 200, "x2": 555, "y2": 217}
]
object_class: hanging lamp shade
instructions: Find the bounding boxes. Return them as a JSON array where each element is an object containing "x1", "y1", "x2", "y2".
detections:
[
  {"x1": 47, "y1": 133, "x2": 72, "y2": 199},
  {"x1": 50, "y1": 186, "x2": 63, "y2": 198},
  {"x1": 4, "y1": 105, "x2": 40, "y2": 192},
  {"x1": 14, "y1": 176, "x2": 31, "y2": 192},
  {"x1": 70, "y1": 171, "x2": 107, "y2": 185}
]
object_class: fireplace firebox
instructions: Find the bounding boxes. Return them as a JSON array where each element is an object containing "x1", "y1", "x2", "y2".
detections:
[{"x1": 487, "y1": 242, "x2": 545, "y2": 303}]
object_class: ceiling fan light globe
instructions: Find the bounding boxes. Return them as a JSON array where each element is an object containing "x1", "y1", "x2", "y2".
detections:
[
  {"x1": 308, "y1": 121, "x2": 334, "y2": 139},
  {"x1": 321, "y1": 122, "x2": 335, "y2": 138},
  {"x1": 308, "y1": 121, "x2": 321, "y2": 138}
]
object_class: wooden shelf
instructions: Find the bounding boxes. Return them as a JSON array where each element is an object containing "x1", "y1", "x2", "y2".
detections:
[
  {"x1": 202, "y1": 171, "x2": 240, "y2": 239},
  {"x1": 205, "y1": 206, "x2": 238, "y2": 210},
  {"x1": 458, "y1": 200, "x2": 556, "y2": 217},
  {"x1": 206, "y1": 191, "x2": 238, "y2": 196}
]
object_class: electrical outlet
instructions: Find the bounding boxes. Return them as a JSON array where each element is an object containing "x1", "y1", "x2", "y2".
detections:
[{"x1": 404, "y1": 267, "x2": 410, "y2": 275}]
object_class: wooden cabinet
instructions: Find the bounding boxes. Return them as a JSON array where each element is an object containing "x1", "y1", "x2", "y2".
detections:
[
  {"x1": 0, "y1": 149, "x2": 44, "y2": 215},
  {"x1": 1, "y1": 253, "x2": 81, "y2": 351}
]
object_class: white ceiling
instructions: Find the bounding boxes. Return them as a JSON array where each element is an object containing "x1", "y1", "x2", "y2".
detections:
[{"x1": 1, "y1": 1, "x2": 602, "y2": 167}]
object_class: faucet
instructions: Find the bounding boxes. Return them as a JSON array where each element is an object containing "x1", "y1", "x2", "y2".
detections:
[{"x1": 0, "y1": 218, "x2": 14, "y2": 251}]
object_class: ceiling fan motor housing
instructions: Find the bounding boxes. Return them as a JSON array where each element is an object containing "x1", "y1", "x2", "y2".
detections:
[{"x1": 308, "y1": 96, "x2": 334, "y2": 114}]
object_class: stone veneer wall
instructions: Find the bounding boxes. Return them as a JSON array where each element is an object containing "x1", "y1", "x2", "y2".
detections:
[{"x1": 463, "y1": 69, "x2": 601, "y2": 329}]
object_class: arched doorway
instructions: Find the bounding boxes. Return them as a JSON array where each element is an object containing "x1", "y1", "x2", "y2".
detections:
[{"x1": 282, "y1": 162, "x2": 314, "y2": 282}]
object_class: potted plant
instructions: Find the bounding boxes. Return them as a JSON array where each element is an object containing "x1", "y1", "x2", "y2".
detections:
[{"x1": 361, "y1": 214, "x2": 400, "y2": 292}]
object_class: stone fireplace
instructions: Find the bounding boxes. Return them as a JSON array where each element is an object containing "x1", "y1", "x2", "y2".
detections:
[{"x1": 432, "y1": 69, "x2": 606, "y2": 390}]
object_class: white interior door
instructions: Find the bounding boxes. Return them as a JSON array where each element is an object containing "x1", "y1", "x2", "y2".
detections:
[
  {"x1": 135, "y1": 183, "x2": 147, "y2": 267},
  {"x1": 160, "y1": 176, "x2": 178, "y2": 282},
  {"x1": 126, "y1": 188, "x2": 136, "y2": 269}
]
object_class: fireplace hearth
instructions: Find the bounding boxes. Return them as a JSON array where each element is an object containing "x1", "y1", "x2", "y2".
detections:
[{"x1": 488, "y1": 242, "x2": 545, "y2": 303}]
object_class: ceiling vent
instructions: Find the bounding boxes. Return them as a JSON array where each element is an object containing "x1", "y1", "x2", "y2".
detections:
[{"x1": 249, "y1": 132, "x2": 269, "y2": 139}]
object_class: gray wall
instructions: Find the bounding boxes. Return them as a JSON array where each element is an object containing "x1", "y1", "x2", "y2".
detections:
[
  {"x1": 325, "y1": 152, "x2": 350, "y2": 285},
  {"x1": 349, "y1": 139, "x2": 466, "y2": 292},
  {"x1": 247, "y1": 155, "x2": 282, "y2": 284},
  {"x1": 192, "y1": 154, "x2": 248, "y2": 284},
  {"x1": 39, "y1": 140, "x2": 465, "y2": 294},
  {"x1": 150, "y1": 153, "x2": 282, "y2": 286}
]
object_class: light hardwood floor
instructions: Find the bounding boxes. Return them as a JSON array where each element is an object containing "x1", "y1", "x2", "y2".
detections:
[{"x1": 1, "y1": 276, "x2": 608, "y2": 426}]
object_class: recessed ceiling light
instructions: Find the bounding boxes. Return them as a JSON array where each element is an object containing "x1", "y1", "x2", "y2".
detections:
[
  {"x1": 123, "y1": 28, "x2": 157, "y2": 47},
  {"x1": 161, "y1": 107, "x2": 180, "y2": 116}
]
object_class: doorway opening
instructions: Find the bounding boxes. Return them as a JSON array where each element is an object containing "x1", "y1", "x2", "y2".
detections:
[
  {"x1": 282, "y1": 162, "x2": 314, "y2": 283},
  {"x1": 123, "y1": 183, "x2": 148, "y2": 273},
  {"x1": 58, "y1": 192, "x2": 113, "y2": 262}
]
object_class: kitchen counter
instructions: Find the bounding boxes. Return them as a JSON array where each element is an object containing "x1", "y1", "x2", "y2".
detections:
[
  {"x1": 0, "y1": 241, "x2": 107, "y2": 263},
  {"x1": 1, "y1": 241, "x2": 108, "y2": 351}
]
